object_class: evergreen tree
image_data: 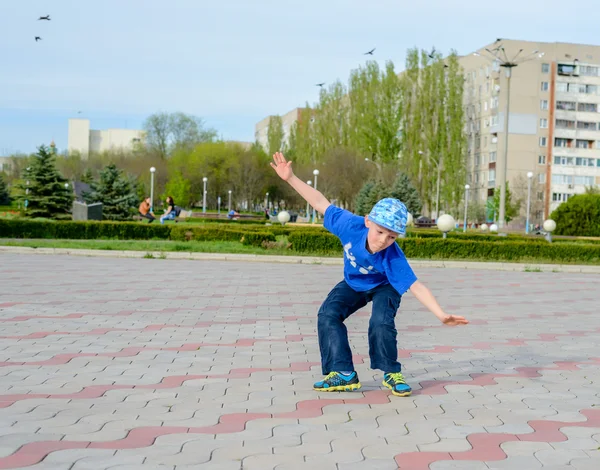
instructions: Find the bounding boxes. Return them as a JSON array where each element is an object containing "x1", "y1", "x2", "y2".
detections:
[
  {"x1": 81, "y1": 168, "x2": 94, "y2": 184},
  {"x1": 16, "y1": 145, "x2": 73, "y2": 219},
  {"x1": 388, "y1": 173, "x2": 422, "y2": 216},
  {"x1": 0, "y1": 173, "x2": 10, "y2": 205},
  {"x1": 354, "y1": 180, "x2": 387, "y2": 216},
  {"x1": 83, "y1": 163, "x2": 138, "y2": 220}
]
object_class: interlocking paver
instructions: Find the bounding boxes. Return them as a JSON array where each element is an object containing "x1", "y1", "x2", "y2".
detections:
[{"x1": 1, "y1": 254, "x2": 599, "y2": 469}]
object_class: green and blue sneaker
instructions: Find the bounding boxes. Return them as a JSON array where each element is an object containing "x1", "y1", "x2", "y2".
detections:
[
  {"x1": 313, "y1": 371, "x2": 361, "y2": 392},
  {"x1": 383, "y1": 372, "x2": 412, "y2": 397}
]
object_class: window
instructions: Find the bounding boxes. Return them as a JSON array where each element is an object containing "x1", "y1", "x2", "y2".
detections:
[
  {"x1": 552, "y1": 174, "x2": 573, "y2": 184},
  {"x1": 476, "y1": 173, "x2": 480, "y2": 183},
  {"x1": 468, "y1": 174, "x2": 472, "y2": 183},
  {"x1": 475, "y1": 155, "x2": 480, "y2": 166},
  {"x1": 537, "y1": 192, "x2": 544, "y2": 201},
  {"x1": 574, "y1": 176, "x2": 595, "y2": 185},
  {"x1": 557, "y1": 64, "x2": 576, "y2": 75},
  {"x1": 554, "y1": 156, "x2": 575, "y2": 165},
  {"x1": 541, "y1": 100, "x2": 549, "y2": 110},
  {"x1": 491, "y1": 97, "x2": 498, "y2": 109},
  {"x1": 575, "y1": 157, "x2": 596, "y2": 166},
  {"x1": 577, "y1": 121, "x2": 597, "y2": 130},
  {"x1": 538, "y1": 173, "x2": 546, "y2": 183},
  {"x1": 538, "y1": 155, "x2": 546, "y2": 164},
  {"x1": 557, "y1": 101, "x2": 576, "y2": 111},
  {"x1": 484, "y1": 101, "x2": 488, "y2": 111},
  {"x1": 555, "y1": 138, "x2": 570, "y2": 147},
  {"x1": 556, "y1": 82, "x2": 568, "y2": 93},
  {"x1": 542, "y1": 63, "x2": 550, "y2": 74},
  {"x1": 539, "y1": 137, "x2": 547, "y2": 147},
  {"x1": 580, "y1": 65, "x2": 599, "y2": 76},
  {"x1": 486, "y1": 82, "x2": 490, "y2": 93},
  {"x1": 488, "y1": 169, "x2": 496, "y2": 182},
  {"x1": 540, "y1": 118, "x2": 548, "y2": 128},
  {"x1": 576, "y1": 139, "x2": 590, "y2": 149},
  {"x1": 555, "y1": 119, "x2": 575, "y2": 129},
  {"x1": 578, "y1": 103, "x2": 597, "y2": 112},
  {"x1": 491, "y1": 115, "x2": 499, "y2": 126},
  {"x1": 490, "y1": 151, "x2": 497, "y2": 162},
  {"x1": 552, "y1": 193, "x2": 574, "y2": 202},
  {"x1": 541, "y1": 82, "x2": 549, "y2": 91}
]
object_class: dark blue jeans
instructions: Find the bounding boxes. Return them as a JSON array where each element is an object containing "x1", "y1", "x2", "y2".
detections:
[{"x1": 317, "y1": 280, "x2": 402, "y2": 375}]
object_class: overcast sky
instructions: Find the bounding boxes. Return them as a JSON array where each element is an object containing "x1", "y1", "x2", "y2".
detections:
[{"x1": 1, "y1": 0, "x2": 598, "y2": 154}]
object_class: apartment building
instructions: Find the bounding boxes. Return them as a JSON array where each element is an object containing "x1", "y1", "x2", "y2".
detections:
[
  {"x1": 68, "y1": 119, "x2": 145, "y2": 158},
  {"x1": 461, "y1": 39, "x2": 600, "y2": 219},
  {"x1": 255, "y1": 39, "x2": 600, "y2": 219},
  {"x1": 254, "y1": 108, "x2": 307, "y2": 151}
]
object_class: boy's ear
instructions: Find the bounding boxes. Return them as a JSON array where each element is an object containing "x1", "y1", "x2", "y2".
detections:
[{"x1": 364, "y1": 215, "x2": 370, "y2": 228}]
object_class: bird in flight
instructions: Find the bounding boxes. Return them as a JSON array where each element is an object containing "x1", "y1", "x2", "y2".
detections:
[
  {"x1": 35, "y1": 36, "x2": 42, "y2": 42},
  {"x1": 316, "y1": 83, "x2": 325, "y2": 87},
  {"x1": 428, "y1": 47, "x2": 436, "y2": 59},
  {"x1": 364, "y1": 48, "x2": 375, "y2": 55},
  {"x1": 38, "y1": 15, "x2": 51, "y2": 21}
]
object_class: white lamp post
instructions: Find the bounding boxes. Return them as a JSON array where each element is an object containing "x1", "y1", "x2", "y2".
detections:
[
  {"x1": 202, "y1": 177, "x2": 208, "y2": 213},
  {"x1": 543, "y1": 219, "x2": 556, "y2": 243},
  {"x1": 228, "y1": 190, "x2": 232, "y2": 212},
  {"x1": 149, "y1": 167, "x2": 156, "y2": 211},
  {"x1": 437, "y1": 214, "x2": 455, "y2": 239},
  {"x1": 312, "y1": 169, "x2": 319, "y2": 223},
  {"x1": 306, "y1": 180, "x2": 312, "y2": 219},
  {"x1": 526, "y1": 171, "x2": 533, "y2": 234},
  {"x1": 463, "y1": 184, "x2": 470, "y2": 232},
  {"x1": 25, "y1": 167, "x2": 31, "y2": 210}
]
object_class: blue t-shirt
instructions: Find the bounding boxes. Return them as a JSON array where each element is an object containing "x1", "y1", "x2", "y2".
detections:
[{"x1": 324, "y1": 205, "x2": 417, "y2": 294}]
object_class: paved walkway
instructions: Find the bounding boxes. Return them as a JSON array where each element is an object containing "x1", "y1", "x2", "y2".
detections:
[{"x1": 0, "y1": 253, "x2": 599, "y2": 469}]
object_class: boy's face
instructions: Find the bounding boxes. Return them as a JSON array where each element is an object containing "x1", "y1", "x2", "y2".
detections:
[{"x1": 364, "y1": 217, "x2": 399, "y2": 253}]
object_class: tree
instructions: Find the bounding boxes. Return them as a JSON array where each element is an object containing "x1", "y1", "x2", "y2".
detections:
[
  {"x1": 16, "y1": 146, "x2": 73, "y2": 219},
  {"x1": 143, "y1": 112, "x2": 217, "y2": 159},
  {"x1": 0, "y1": 173, "x2": 10, "y2": 205},
  {"x1": 83, "y1": 163, "x2": 138, "y2": 220},
  {"x1": 81, "y1": 168, "x2": 94, "y2": 184},
  {"x1": 164, "y1": 171, "x2": 192, "y2": 207},
  {"x1": 354, "y1": 180, "x2": 388, "y2": 216},
  {"x1": 267, "y1": 115, "x2": 285, "y2": 156},
  {"x1": 486, "y1": 182, "x2": 520, "y2": 223},
  {"x1": 551, "y1": 194, "x2": 600, "y2": 237},
  {"x1": 388, "y1": 173, "x2": 422, "y2": 216},
  {"x1": 512, "y1": 174, "x2": 545, "y2": 227}
]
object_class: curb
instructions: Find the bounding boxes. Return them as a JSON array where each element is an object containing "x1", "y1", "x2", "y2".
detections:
[{"x1": 1, "y1": 245, "x2": 599, "y2": 273}]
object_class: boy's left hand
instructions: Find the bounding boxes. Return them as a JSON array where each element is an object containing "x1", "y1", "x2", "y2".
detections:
[{"x1": 442, "y1": 315, "x2": 469, "y2": 326}]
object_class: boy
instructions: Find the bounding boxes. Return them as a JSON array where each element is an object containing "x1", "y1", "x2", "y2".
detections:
[{"x1": 270, "y1": 152, "x2": 468, "y2": 397}]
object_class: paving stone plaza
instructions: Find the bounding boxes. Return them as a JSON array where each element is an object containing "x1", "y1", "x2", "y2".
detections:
[{"x1": 1, "y1": 253, "x2": 599, "y2": 469}]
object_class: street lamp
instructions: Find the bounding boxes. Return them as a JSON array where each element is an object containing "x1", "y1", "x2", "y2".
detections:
[
  {"x1": 202, "y1": 177, "x2": 208, "y2": 213},
  {"x1": 526, "y1": 171, "x2": 534, "y2": 234},
  {"x1": 419, "y1": 150, "x2": 442, "y2": 220},
  {"x1": 149, "y1": 167, "x2": 156, "y2": 211},
  {"x1": 473, "y1": 46, "x2": 544, "y2": 230},
  {"x1": 312, "y1": 169, "x2": 319, "y2": 223},
  {"x1": 306, "y1": 180, "x2": 312, "y2": 219},
  {"x1": 25, "y1": 167, "x2": 31, "y2": 210},
  {"x1": 265, "y1": 192, "x2": 269, "y2": 213},
  {"x1": 463, "y1": 184, "x2": 470, "y2": 232},
  {"x1": 228, "y1": 190, "x2": 232, "y2": 212}
]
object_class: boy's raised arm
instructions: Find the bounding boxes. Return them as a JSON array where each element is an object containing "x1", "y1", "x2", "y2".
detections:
[{"x1": 270, "y1": 152, "x2": 331, "y2": 215}]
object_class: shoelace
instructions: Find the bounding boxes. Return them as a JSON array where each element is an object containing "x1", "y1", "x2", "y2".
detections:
[{"x1": 387, "y1": 372, "x2": 406, "y2": 384}]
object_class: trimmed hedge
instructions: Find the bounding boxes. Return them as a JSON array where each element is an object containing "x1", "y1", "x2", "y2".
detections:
[
  {"x1": 288, "y1": 231, "x2": 600, "y2": 263},
  {"x1": 170, "y1": 226, "x2": 275, "y2": 247},
  {"x1": 0, "y1": 218, "x2": 171, "y2": 240}
]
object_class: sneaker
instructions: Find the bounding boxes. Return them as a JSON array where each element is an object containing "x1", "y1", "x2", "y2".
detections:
[
  {"x1": 382, "y1": 372, "x2": 412, "y2": 397},
  {"x1": 313, "y1": 372, "x2": 361, "y2": 392}
]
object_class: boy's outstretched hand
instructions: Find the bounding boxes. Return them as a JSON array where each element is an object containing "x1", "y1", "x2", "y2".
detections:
[
  {"x1": 270, "y1": 152, "x2": 294, "y2": 181},
  {"x1": 442, "y1": 315, "x2": 469, "y2": 326}
]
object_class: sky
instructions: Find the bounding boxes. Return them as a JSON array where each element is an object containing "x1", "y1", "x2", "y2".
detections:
[{"x1": 1, "y1": 0, "x2": 599, "y2": 155}]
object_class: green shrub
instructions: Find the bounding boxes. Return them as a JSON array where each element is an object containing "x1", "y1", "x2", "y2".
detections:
[
  {"x1": 241, "y1": 231, "x2": 276, "y2": 246},
  {"x1": 0, "y1": 218, "x2": 171, "y2": 240},
  {"x1": 170, "y1": 225, "x2": 275, "y2": 247},
  {"x1": 550, "y1": 194, "x2": 600, "y2": 237},
  {"x1": 288, "y1": 231, "x2": 600, "y2": 263}
]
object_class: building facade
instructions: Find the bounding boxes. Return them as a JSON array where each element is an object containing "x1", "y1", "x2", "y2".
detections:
[
  {"x1": 67, "y1": 119, "x2": 145, "y2": 158},
  {"x1": 460, "y1": 39, "x2": 600, "y2": 219}
]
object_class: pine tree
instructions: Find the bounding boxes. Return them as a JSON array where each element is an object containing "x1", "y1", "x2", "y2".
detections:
[
  {"x1": 16, "y1": 145, "x2": 73, "y2": 219},
  {"x1": 0, "y1": 173, "x2": 10, "y2": 205},
  {"x1": 83, "y1": 163, "x2": 138, "y2": 220},
  {"x1": 81, "y1": 168, "x2": 94, "y2": 184},
  {"x1": 354, "y1": 180, "x2": 387, "y2": 215},
  {"x1": 388, "y1": 173, "x2": 422, "y2": 216}
]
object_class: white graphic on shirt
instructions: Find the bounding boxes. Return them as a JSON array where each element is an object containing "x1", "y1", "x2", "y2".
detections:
[{"x1": 344, "y1": 242, "x2": 374, "y2": 275}]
